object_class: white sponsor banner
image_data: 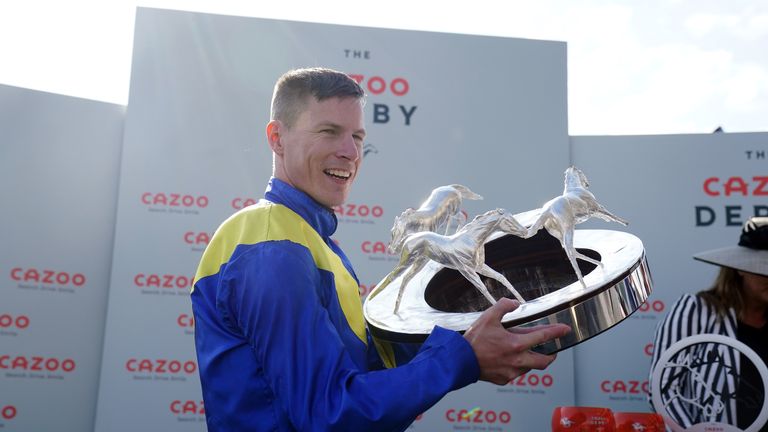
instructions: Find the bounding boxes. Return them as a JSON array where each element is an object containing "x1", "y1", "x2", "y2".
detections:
[
  {"x1": 0, "y1": 85, "x2": 124, "y2": 432},
  {"x1": 95, "y1": 7, "x2": 571, "y2": 432},
  {"x1": 421, "y1": 355, "x2": 575, "y2": 430},
  {"x1": 571, "y1": 132, "x2": 768, "y2": 412}
]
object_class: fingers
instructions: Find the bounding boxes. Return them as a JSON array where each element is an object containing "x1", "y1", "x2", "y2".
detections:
[
  {"x1": 467, "y1": 302, "x2": 571, "y2": 385},
  {"x1": 483, "y1": 297, "x2": 521, "y2": 322},
  {"x1": 507, "y1": 323, "x2": 567, "y2": 335},
  {"x1": 524, "y1": 351, "x2": 558, "y2": 371},
  {"x1": 499, "y1": 352, "x2": 556, "y2": 385},
  {"x1": 511, "y1": 323, "x2": 570, "y2": 351}
]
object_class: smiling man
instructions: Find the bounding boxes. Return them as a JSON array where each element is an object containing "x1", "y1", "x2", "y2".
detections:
[
  {"x1": 190, "y1": 67, "x2": 570, "y2": 432},
  {"x1": 268, "y1": 87, "x2": 365, "y2": 208}
]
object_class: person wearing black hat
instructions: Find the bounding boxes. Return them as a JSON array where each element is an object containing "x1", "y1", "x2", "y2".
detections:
[{"x1": 650, "y1": 217, "x2": 768, "y2": 430}]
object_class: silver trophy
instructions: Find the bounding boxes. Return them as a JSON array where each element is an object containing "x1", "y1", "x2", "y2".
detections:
[
  {"x1": 364, "y1": 167, "x2": 652, "y2": 354},
  {"x1": 526, "y1": 166, "x2": 629, "y2": 289},
  {"x1": 374, "y1": 208, "x2": 527, "y2": 314},
  {"x1": 389, "y1": 184, "x2": 483, "y2": 254}
]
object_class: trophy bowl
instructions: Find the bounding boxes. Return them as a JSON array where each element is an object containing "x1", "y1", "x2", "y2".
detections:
[{"x1": 363, "y1": 211, "x2": 653, "y2": 354}]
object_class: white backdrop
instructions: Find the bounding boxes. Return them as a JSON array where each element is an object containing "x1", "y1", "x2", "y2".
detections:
[
  {"x1": 0, "y1": 85, "x2": 124, "y2": 431},
  {"x1": 94, "y1": 7, "x2": 571, "y2": 432},
  {"x1": 2, "y1": 7, "x2": 767, "y2": 432},
  {"x1": 571, "y1": 132, "x2": 768, "y2": 411}
]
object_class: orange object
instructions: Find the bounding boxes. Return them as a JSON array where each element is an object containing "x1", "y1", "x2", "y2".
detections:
[
  {"x1": 552, "y1": 406, "x2": 616, "y2": 431},
  {"x1": 613, "y1": 412, "x2": 665, "y2": 432}
]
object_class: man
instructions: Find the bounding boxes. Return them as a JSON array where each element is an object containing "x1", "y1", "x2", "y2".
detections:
[{"x1": 191, "y1": 67, "x2": 570, "y2": 431}]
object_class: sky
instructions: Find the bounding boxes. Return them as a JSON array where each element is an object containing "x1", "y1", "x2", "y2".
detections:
[{"x1": 0, "y1": 0, "x2": 766, "y2": 136}]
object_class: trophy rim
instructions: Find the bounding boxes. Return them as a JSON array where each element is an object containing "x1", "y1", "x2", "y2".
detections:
[{"x1": 363, "y1": 228, "x2": 653, "y2": 352}]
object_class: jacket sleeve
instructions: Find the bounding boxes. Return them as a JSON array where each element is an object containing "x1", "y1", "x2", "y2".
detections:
[{"x1": 218, "y1": 240, "x2": 479, "y2": 431}]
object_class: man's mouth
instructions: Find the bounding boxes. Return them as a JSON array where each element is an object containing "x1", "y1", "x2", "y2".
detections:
[{"x1": 324, "y1": 169, "x2": 352, "y2": 180}]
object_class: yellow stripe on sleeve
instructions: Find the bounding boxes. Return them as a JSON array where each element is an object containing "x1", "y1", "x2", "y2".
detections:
[{"x1": 193, "y1": 203, "x2": 367, "y2": 345}]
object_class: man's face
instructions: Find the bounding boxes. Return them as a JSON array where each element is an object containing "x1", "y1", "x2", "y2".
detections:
[{"x1": 270, "y1": 96, "x2": 366, "y2": 208}]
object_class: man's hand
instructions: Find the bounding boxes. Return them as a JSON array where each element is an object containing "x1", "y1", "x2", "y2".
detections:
[{"x1": 463, "y1": 298, "x2": 571, "y2": 385}]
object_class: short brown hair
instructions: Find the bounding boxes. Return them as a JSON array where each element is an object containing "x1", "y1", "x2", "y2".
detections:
[{"x1": 270, "y1": 68, "x2": 365, "y2": 128}]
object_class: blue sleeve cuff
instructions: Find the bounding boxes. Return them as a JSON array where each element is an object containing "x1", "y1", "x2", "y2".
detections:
[{"x1": 422, "y1": 326, "x2": 480, "y2": 389}]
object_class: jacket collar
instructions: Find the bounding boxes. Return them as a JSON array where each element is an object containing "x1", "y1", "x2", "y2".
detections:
[{"x1": 264, "y1": 177, "x2": 338, "y2": 237}]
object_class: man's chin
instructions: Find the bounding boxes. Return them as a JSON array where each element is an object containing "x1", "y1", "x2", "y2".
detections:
[
  {"x1": 316, "y1": 186, "x2": 352, "y2": 209},
  {"x1": 331, "y1": 191, "x2": 352, "y2": 208},
  {"x1": 319, "y1": 196, "x2": 346, "y2": 210},
  {"x1": 327, "y1": 199, "x2": 346, "y2": 209}
]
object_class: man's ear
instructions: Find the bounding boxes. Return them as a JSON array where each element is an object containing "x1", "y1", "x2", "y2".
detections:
[{"x1": 266, "y1": 120, "x2": 284, "y2": 156}]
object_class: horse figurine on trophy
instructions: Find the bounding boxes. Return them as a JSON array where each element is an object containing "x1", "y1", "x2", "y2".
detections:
[
  {"x1": 388, "y1": 184, "x2": 483, "y2": 254},
  {"x1": 526, "y1": 166, "x2": 629, "y2": 289},
  {"x1": 375, "y1": 208, "x2": 527, "y2": 314}
]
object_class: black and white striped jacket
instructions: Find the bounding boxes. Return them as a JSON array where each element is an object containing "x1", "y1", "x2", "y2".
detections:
[{"x1": 649, "y1": 293, "x2": 740, "y2": 427}]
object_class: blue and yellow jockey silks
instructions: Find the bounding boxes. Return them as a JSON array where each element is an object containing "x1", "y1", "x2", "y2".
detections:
[{"x1": 191, "y1": 178, "x2": 479, "y2": 432}]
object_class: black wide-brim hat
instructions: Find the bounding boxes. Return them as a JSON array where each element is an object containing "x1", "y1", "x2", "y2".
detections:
[{"x1": 693, "y1": 217, "x2": 768, "y2": 277}]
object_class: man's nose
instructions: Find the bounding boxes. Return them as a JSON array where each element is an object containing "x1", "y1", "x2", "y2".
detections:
[{"x1": 336, "y1": 134, "x2": 360, "y2": 161}]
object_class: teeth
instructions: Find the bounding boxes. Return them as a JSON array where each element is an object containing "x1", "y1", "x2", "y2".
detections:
[{"x1": 325, "y1": 169, "x2": 351, "y2": 179}]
